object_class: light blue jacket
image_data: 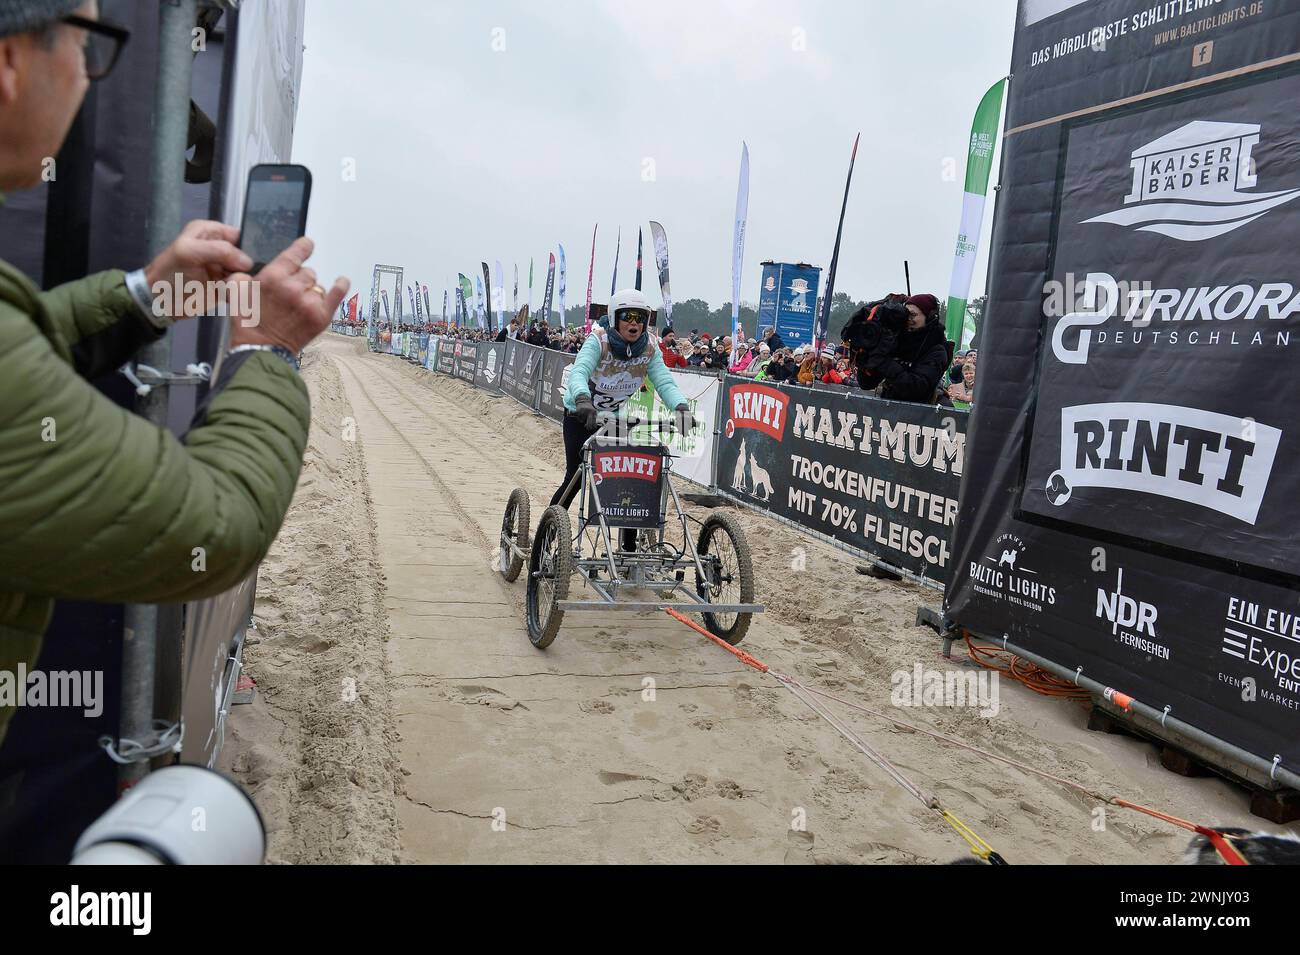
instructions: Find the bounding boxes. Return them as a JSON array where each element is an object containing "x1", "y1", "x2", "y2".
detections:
[{"x1": 563, "y1": 326, "x2": 687, "y2": 414}]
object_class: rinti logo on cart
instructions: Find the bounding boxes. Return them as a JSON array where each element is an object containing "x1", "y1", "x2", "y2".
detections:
[
  {"x1": 727, "y1": 384, "x2": 788, "y2": 440},
  {"x1": 594, "y1": 452, "x2": 660, "y2": 481}
]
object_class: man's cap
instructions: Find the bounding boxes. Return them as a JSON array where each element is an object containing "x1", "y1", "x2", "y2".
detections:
[{"x1": 0, "y1": 0, "x2": 83, "y2": 38}]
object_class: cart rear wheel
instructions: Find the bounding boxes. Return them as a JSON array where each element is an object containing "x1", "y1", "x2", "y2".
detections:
[
  {"x1": 695, "y1": 511, "x2": 754, "y2": 645},
  {"x1": 526, "y1": 505, "x2": 573, "y2": 649},
  {"x1": 498, "y1": 488, "x2": 530, "y2": 582}
]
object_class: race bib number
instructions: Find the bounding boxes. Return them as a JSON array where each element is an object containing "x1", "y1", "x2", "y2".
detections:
[{"x1": 591, "y1": 370, "x2": 639, "y2": 409}]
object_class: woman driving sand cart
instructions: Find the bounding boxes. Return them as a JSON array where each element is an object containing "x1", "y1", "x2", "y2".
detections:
[{"x1": 497, "y1": 289, "x2": 762, "y2": 649}]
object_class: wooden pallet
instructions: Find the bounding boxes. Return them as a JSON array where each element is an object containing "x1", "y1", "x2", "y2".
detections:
[{"x1": 1087, "y1": 705, "x2": 1299, "y2": 824}]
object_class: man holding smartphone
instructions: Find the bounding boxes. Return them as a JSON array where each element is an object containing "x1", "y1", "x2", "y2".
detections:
[{"x1": 0, "y1": 1, "x2": 348, "y2": 748}]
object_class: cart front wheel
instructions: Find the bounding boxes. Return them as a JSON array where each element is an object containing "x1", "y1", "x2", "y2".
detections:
[
  {"x1": 695, "y1": 511, "x2": 754, "y2": 645},
  {"x1": 526, "y1": 505, "x2": 573, "y2": 649},
  {"x1": 498, "y1": 488, "x2": 530, "y2": 582}
]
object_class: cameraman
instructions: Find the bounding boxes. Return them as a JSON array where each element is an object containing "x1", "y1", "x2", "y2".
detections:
[{"x1": 842, "y1": 293, "x2": 952, "y2": 403}]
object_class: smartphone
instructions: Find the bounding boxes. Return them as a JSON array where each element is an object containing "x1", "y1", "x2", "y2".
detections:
[{"x1": 238, "y1": 164, "x2": 312, "y2": 272}]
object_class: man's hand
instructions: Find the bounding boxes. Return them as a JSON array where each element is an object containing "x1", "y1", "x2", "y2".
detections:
[
  {"x1": 573, "y1": 394, "x2": 598, "y2": 430},
  {"x1": 144, "y1": 220, "x2": 254, "y2": 316},
  {"x1": 228, "y1": 236, "x2": 349, "y2": 353}
]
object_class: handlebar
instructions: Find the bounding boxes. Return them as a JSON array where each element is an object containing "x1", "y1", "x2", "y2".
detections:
[{"x1": 583, "y1": 414, "x2": 681, "y2": 451}]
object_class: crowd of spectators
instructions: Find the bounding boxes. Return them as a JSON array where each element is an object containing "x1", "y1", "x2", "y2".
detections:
[
  {"x1": 354, "y1": 293, "x2": 979, "y2": 408},
  {"x1": 650, "y1": 293, "x2": 978, "y2": 408}
]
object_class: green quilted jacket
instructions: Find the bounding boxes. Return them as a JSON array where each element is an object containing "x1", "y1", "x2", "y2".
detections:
[{"x1": 0, "y1": 256, "x2": 310, "y2": 747}]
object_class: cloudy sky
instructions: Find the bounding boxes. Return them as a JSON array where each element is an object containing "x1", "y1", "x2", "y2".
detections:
[{"x1": 291, "y1": 0, "x2": 1018, "y2": 317}]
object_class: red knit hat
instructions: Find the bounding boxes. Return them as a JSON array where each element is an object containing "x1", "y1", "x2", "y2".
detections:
[{"x1": 905, "y1": 293, "x2": 940, "y2": 318}]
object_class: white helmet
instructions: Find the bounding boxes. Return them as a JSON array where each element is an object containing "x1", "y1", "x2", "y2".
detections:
[{"x1": 608, "y1": 288, "x2": 653, "y2": 329}]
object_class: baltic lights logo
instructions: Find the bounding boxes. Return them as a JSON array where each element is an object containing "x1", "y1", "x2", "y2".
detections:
[
  {"x1": 1082, "y1": 120, "x2": 1300, "y2": 241},
  {"x1": 966, "y1": 533, "x2": 1056, "y2": 612}
]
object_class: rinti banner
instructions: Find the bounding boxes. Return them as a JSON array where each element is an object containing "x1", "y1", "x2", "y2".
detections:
[
  {"x1": 947, "y1": 0, "x2": 1300, "y2": 772},
  {"x1": 717, "y1": 377, "x2": 967, "y2": 583}
]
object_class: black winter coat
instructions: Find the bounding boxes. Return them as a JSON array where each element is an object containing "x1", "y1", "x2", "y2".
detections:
[{"x1": 879, "y1": 318, "x2": 953, "y2": 403}]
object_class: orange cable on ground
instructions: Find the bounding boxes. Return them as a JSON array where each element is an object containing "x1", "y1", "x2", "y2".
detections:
[
  {"x1": 964, "y1": 632, "x2": 1091, "y2": 700},
  {"x1": 663, "y1": 608, "x2": 768, "y2": 672}
]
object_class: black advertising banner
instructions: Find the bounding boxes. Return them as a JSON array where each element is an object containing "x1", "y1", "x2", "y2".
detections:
[
  {"x1": 541, "y1": 253, "x2": 556, "y2": 325},
  {"x1": 502, "y1": 339, "x2": 544, "y2": 408},
  {"x1": 537, "y1": 349, "x2": 575, "y2": 422},
  {"x1": 1025, "y1": 70, "x2": 1300, "y2": 575},
  {"x1": 454, "y1": 341, "x2": 478, "y2": 383},
  {"x1": 474, "y1": 341, "x2": 506, "y2": 392},
  {"x1": 482, "y1": 262, "x2": 494, "y2": 333},
  {"x1": 587, "y1": 442, "x2": 666, "y2": 530},
  {"x1": 947, "y1": 0, "x2": 1300, "y2": 773},
  {"x1": 435, "y1": 339, "x2": 456, "y2": 375},
  {"x1": 716, "y1": 376, "x2": 966, "y2": 583}
]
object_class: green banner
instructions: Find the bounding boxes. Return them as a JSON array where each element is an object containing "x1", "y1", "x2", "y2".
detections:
[{"x1": 946, "y1": 78, "x2": 1006, "y2": 347}]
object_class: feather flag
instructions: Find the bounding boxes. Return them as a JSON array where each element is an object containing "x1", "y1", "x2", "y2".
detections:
[
  {"x1": 649, "y1": 220, "x2": 672, "y2": 330},
  {"x1": 815, "y1": 133, "x2": 861, "y2": 354},
  {"x1": 635, "y1": 227, "x2": 643, "y2": 292},
  {"x1": 610, "y1": 226, "x2": 621, "y2": 295},
  {"x1": 583, "y1": 224, "x2": 598, "y2": 333},
  {"x1": 558, "y1": 245, "x2": 567, "y2": 330},
  {"x1": 730, "y1": 142, "x2": 750, "y2": 366}
]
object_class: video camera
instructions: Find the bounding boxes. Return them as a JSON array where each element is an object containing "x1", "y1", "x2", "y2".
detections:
[{"x1": 840, "y1": 294, "x2": 909, "y2": 374}]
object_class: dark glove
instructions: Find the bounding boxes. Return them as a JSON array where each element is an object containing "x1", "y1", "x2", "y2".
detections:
[
  {"x1": 876, "y1": 358, "x2": 906, "y2": 381},
  {"x1": 573, "y1": 393, "x2": 598, "y2": 430},
  {"x1": 673, "y1": 403, "x2": 697, "y2": 434}
]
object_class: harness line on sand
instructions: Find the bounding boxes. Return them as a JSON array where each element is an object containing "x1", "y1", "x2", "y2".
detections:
[
  {"x1": 663, "y1": 608, "x2": 1248, "y2": 865},
  {"x1": 664, "y1": 608, "x2": 1005, "y2": 863}
]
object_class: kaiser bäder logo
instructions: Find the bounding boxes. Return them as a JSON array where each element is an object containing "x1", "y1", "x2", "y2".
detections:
[
  {"x1": 1082, "y1": 120, "x2": 1300, "y2": 242},
  {"x1": 786, "y1": 277, "x2": 812, "y2": 312}
]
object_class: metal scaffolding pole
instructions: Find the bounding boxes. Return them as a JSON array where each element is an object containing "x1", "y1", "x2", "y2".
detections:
[
  {"x1": 119, "y1": 0, "x2": 198, "y2": 788},
  {"x1": 996, "y1": 635, "x2": 1300, "y2": 792}
]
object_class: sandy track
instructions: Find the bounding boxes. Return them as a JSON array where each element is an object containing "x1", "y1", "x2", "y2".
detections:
[{"x1": 224, "y1": 335, "x2": 1279, "y2": 864}]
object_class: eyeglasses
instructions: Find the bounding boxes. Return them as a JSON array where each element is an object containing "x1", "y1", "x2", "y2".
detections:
[{"x1": 61, "y1": 14, "x2": 130, "y2": 81}]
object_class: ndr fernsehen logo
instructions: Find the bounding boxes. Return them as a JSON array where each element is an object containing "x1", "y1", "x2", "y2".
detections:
[{"x1": 1082, "y1": 121, "x2": 1300, "y2": 241}]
